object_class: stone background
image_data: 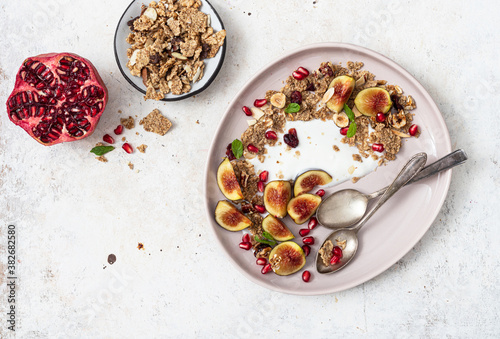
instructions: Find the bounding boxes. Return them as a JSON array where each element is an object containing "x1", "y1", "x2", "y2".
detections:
[{"x1": 0, "y1": 0, "x2": 498, "y2": 338}]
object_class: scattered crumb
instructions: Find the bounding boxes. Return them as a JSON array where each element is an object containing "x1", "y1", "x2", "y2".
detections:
[
  {"x1": 336, "y1": 238, "x2": 347, "y2": 250},
  {"x1": 137, "y1": 144, "x2": 148, "y2": 153},
  {"x1": 121, "y1": 116, "x2": 135, "y2": 129},
  {"x1": 95, "y1": 142, "x2": 104, "y2": 147},
  {"x1": 196, "y1": 120, "x2": 200, "y2": 124},
  {"x1": 122, "y1": 137, "x2": 126, "y2": 142},
  {"x1": 140, "y1": 109, "x2": 172, "y2": 136},
  {"x1": 352, "y1": 177, "x2": 360, "y2": 183},
  {"x1": 333, "y1": 145, "x2": 340, "y2": 152},
  {"x1": 136, "y1": 132, "x2": 139, "y2": 135},
  {"x1": 96, "y1": 156, "x2": 108, "y2": 162},
  {"x1": 118, "y1": 109, "x2": 122, "y2": 114},
  {"x1": 348, "y1": 165, "x2": 355, "y2": 175},
  {"x1": 137, "y1": 243, "x2": 144, "y2": 250},
  {"x1": 128, "y1": 162, "x2": 134, "y2": 170},
  {"x1": 352, "y1": 154, "x2": 363, "y2": 162}
]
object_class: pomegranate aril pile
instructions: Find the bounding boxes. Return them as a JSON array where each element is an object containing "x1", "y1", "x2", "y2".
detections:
[{"x1": 7, "y1": 53, "x2": 107, "y2": 145}]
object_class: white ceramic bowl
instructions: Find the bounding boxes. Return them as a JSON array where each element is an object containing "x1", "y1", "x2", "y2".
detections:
[{"x1": 113, "y1": 0, "x2": 226, "y2": 101}]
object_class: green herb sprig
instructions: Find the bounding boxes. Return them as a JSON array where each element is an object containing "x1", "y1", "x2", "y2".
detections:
[
  {"x1": 231, "y1": 139, "x2": 243, "y2": 159},
  {"x1": 285, "y1": 103, "x2": 301, "y2": 113},
  {"x1": 255, "y1": 231, "x2": 277, "y2": 246},
  {"x1": 90, "y1": 146, "x2": 115, "y2": 156},
  {"x1": 343, "y1": 104, "x2": 357, "y2": 138}
]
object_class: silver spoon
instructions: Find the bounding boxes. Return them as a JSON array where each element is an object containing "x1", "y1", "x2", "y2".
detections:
[
  {"x1": 316, "y1": 152, "x2": 427, "y2": 274},
  {"x1": 317, "y1": 149, "x2": 468, "y2": 229}
]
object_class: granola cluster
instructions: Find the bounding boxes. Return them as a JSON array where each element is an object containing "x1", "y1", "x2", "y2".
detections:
[{"x1": 125, "y1": 0, "x2": 226, "y2": 100}]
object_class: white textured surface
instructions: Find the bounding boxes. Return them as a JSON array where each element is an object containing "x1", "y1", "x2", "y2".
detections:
[{"x1": 0, "y1": 0, "x2": 499, "y2": 338}]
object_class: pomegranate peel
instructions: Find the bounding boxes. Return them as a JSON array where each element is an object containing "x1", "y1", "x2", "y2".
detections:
[{"x1": 6, "y1": 52, "x2": 108, "y2": 145}]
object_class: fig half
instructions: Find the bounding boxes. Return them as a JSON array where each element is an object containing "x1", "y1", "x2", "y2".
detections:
[
  {"x1": 216, "y1": 157, "x2": 244, "y2": 201},
  {"x1": 264, "y1": 180, "x2": 292, "y2": 218},
  {"x1": 326, "y1": 75, "x2": 355, "y2": 113},
  {"x1": 269, "y1": 241, "x2": 306, "y2": 276},
  {"x1": 214, "y1": 200, "x2": 252, "y2": 231},
  {"x1": 262, "y1": 215, "x2": 294, "y2": 241},
  {"x1": 354, "y1": 87, "x2": 392, "y2": 117},
  {"x1": 294, "y1": 170, "x2": 332, "y2": 196},
  {"x1": 287, "y1": 194, "x2": 322, "y2": 225}
]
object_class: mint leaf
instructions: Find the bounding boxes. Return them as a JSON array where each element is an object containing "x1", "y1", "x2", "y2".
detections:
[
  {"x1": 231, "y1": 139, "x2": 243, "y2": 158},
  {"x1": 254, "y1": 235, "x2": 275, "y2": 246},
  {"x1": 285, "y1": 103, "x2": 300, "y2": 113},
  {"x1": 346, "y1": 122, "x2": 357, "y2": 138},
  {"x1": 344, "y1": 104, "x2": 355, "y2": 123},
  {"x1": 90, "y1": 146, "x2": 115, "y2": 156}
]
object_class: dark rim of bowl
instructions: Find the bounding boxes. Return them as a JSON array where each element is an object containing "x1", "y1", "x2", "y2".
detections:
[{"x1": 113, "y1": 0, "x2": 227, "y2": 102}]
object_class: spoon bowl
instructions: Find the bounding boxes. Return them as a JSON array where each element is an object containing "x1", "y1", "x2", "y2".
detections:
[
  {"x1": 317, "y1": 149, "x2": 468, "y2": 229},
  {"x1": 316, "y1": 229, "x2": 358, "y2": 274}
]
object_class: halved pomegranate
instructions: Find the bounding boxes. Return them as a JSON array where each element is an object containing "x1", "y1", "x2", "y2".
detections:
[{"x1": 6, "y1": 53, "x2": 108, "y2": 145}]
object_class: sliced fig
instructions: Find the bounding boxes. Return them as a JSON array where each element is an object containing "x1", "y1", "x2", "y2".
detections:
[
  {"x1": 216, "y1": 158, "x2": 244, "y2": 201},
  {"x1": 354, "y1": 87, "x2": 392, "y2": 117},
  {"x1": 214, "y1": 200, "x2": 252, "y2": 231},
  {"x1": 263, "y1": 180, "x2": 292, "y2": 218},
  {"x1": 269, "y1": 241, "x2": 306, "y2": 276},
  {"x1": 326, "y1": 75, "x2": 355, "y2": 113},
  {"x1": 287, "y1": 194, "x2": 322, "y2": 225},
  {"x1": 262, "y1": 215, "x2": 294, "y2": 241},
  {"x1": 294, "y1": 170, "x2": 332, "y2": 196}
]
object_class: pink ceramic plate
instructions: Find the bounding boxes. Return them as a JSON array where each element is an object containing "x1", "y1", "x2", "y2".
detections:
[{"x1": 203, "y1": 43, "x2": 451, "y2": 295}]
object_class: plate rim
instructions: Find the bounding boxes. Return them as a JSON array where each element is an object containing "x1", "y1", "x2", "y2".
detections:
[
  {"x1": 113, "y1": 0, "x2": 227, "y2": 102},
  {"x1": 203, "y1": 42, "x2": 452, "y2": 295}
]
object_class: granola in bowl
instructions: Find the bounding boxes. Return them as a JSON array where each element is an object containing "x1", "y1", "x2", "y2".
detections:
[{"x1": 116, "y1": 0, "x2": 226, "y2": 101}]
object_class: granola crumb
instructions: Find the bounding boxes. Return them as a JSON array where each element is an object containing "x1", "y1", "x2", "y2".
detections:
[
  {"x1": 196, "y1": 120, "x2": 200, "y2": 124},
  {"x1": 118, "y1": 109, "x2": 122, "y2": 114},
  {"x1": 121, "y1": 116, "x2": 135, "y2": 129},
  {"x1": 136, "y1": 132, "x2": 139, "y2": 135},
  {"x1": 95, "y1": 142, "x2": 104, "y2": 147},
  {"x1": 122, "y1": 137, "x2": 126, "y2": 142},
  {"x1": 333, "y1": 145, "x2": 340, "y2": 152},
  {"x1": 137, "y1": 144, "x2": 148, "y2": 153},
  {"x1": 96, "y1": 156, "x2": 108, "y2": 162},
  {"x1": 139, "y1": 109, "x2": 172, "y2": 136},
  {"x1": 352, "y1": 154, "x2": 363, "y2": 163},
  {"x1": 319, "y1": 240, "x2": 334, "y2": 266},
  {"x1": 352, "y1": 177, "x2": 360, "y2": 183},
  {"x1": 128, "y1": 162, "x2": 134, "y2": 170}
]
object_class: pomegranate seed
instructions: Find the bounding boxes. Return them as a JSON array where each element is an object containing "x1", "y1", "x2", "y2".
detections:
[
  {"x1": 257, "y1": 181, "x2": 265, "y2": 192},
  {"x1": 303, "y1": 236, "x2": 314, "y2": 245},
  {"x1": 265, "y1": 130, "x2": 278, "y2": 140},
  {"x1": 261, "y1": 263, "x2": 272, "y2": 274},
  {"x1": 254, "y1": 98, "x2": 267, "y2": 107},
  {"x1": 308, "y1": 217, "x2": 318, "y2": 230},
  {"x1": 372, "y1": 143, "x2": 385, "y2": 152},
  {"x1": 330, "y1": 255, "x2": 340, "y2": 265},
  {"x1": 254, "y1": 204, "x2": 266, "y2": 214},
  {"x1": 259, "y1": 170, "x2": 269, "y2": 182},
  {"x1": 333, "y1": 246, "x2": 343, "y2": 258},
  {"x1": 288, "y1": 128, "x2": 297, "y2": 137},
  {"x1": 340, "y1": 127, "x2": 349, "y2": 135},
  {"x1": 316, "y1": 189, "x2": 325, "y2": 197},
  {"x1": 290, "y1": 91, "x2": 302, "y2": 104},
  {"x1": 297, "y1": 67, "x2": 310, "y2": 77},
  {"x1": 292, "y1": 71, "x2": 306, "y2": 80},
  {"x1": 247, "y1": 144, "x2": 259, "y2": 153},
  {"x1": 302, "y1": 245, "x2": 311, "y2": 257},
  {"x1": 376, "y1": 113, "x2": 386, "y2": 122},
  {"x1": 409, "y1": 124, "x2": 419, "y2": 136},
  {"x1": 103, "y1": 134, "x2": 114, "y2": 144},
  {"x1": 242, "y1": 233, "x2": 251, "y2": 243},
  {"x1": 302, "y1": 270, "x2": 311, "y2": 282},
  {"x1": 256, "y1": 258, "x2": 267, "y2": 266},
  {"x1": 242, "y1": 106, "x2": 252, "y2": 116},
  {"x1": 239, "y1": 242, "x2": 252, "y2": 250},
  {"x1": 122, "y1": 143, "x2": 133, "y2": 154},
  {"x1": 114, "y1": 125, "x2": 124, "y2": 135},
  {"x1": 299, "y1": 228, "x2": 310, "y2": 237}
]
